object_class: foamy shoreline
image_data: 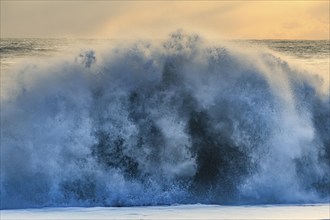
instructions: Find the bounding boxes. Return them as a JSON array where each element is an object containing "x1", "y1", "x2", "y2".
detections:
[{"x1": 1, "y1": 204, "x2": 329, "y2": 219}]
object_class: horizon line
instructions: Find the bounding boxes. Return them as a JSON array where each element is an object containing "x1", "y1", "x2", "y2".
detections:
[{"x1": 1, "y1": 37, "x2": 329, "y2": 41}]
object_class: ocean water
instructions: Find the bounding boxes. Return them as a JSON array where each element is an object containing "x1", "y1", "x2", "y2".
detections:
[{"x1": 0, "y1": 32, "x2": 329, "y2": 216}]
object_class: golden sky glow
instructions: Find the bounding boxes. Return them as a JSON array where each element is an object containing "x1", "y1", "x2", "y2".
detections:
[{"x1": 1, "y1": 1, "x2": 329, "y2": 39}]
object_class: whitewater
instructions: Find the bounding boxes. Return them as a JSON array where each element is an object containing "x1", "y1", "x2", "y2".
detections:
[{"x1": 0, "y1": 31, "x2": 329, "y2": 218}]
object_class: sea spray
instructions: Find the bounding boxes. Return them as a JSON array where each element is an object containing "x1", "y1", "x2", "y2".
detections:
[{"x1": 1, "y1": 31, "x2": 329, "y2": 209}]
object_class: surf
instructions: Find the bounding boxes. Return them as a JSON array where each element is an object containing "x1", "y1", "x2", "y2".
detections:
[{"x1": 1, "y1": 31, "x2": 329, "y2": 209}]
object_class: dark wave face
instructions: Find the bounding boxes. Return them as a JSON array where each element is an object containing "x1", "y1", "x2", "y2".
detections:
[{"x1": 1, "y1": 31, "x2": 329, "y2": 209}]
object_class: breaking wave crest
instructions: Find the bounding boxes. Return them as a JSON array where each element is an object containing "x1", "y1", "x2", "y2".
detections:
[{"x1": 1, "y1": 31, "x2": 329, "y2": 209}]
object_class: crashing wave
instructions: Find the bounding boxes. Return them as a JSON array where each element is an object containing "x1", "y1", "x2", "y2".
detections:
[{"x1": 1, "y1": 30, "x2": 329, "y2": 209}]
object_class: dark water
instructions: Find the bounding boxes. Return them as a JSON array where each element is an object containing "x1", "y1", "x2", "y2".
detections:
[
  {"x1": 243, "y1": 40, "x2": 329, "y2": 59},
  {"x1": 1, "y1": 32, "x2": 329, "y2": 209}
]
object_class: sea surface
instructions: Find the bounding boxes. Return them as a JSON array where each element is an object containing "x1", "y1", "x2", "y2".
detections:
[{"x1": 0, "y1": 33, "x2": 329, "y2": 218}]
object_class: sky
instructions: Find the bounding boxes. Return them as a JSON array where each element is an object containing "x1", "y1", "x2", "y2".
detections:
[{"x1": 1, "y1": 1, "x2": 329, "y2": 40}]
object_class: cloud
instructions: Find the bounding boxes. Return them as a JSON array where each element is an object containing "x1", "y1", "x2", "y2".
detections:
[
  {"x1": 1, "y1": 1, "x2": 328, "y2": 39},
  {"x1": 0, "y1": 1, "x2": 131, "y2": 38}
]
